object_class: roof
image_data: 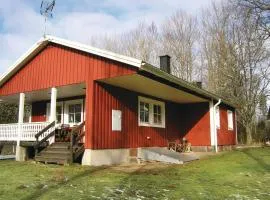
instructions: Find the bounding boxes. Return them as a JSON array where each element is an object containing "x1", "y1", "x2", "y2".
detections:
[
  {"x1": 140, "y1": 63, "x2": 236, "y2": 108},
  {"x1": 0, "y1": 35, "x2": 235, "y2": 108}
]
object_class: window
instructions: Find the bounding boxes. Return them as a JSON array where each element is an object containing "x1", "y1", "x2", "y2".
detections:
[
  {"x1": 64, "y1": 99, "x2": 84, "y2": 125},
  {"x1": 68, "y1": 104, "x2": 82, "y2": 123},
  {"x1": 56, "y1": 105, "x2": 62, "y2": 124},
  {"x1": 227, "y1": 110, "x2": 234, "y2": 130},
  {"x1": 139, "y1": 101, "x2": 150, "y2": 123},
  {"x1": 138, "y1": 96, "x2": 165, "y2": 128},
  {"x1": 216, "y1": 106, "x2": 220, "y2": 128},
  {"x1": 47, "y1": 99, "x2": 84, "y2": 126},
  {"x1": 153, "y1": 104, "x2": 162, "y2": 125}
]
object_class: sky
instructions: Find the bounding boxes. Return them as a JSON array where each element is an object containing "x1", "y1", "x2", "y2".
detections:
[{"x1": 0, "y1": 0, "x2": 213, "y2": 75}]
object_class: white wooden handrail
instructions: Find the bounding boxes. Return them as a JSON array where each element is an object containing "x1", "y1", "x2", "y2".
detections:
[{"x1": 0, "y1": 122, "x2": 54, "y2": 142}]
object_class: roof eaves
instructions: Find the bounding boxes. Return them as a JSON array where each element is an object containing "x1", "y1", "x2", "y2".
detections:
[
  {"x1": 140, "y1": 62, "x2": 236, "y2": 108},
  {"x1": 0, "y1": 37, "x2": 49, "y2": 87}
]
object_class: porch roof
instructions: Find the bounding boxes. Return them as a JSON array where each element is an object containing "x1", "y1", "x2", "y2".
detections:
[
  {"x1": 139, "y1": 64, "x2": 236, "y2": 108},
  {"x1": 0, "y1": 83, "x2": 86, "y2": 104}
]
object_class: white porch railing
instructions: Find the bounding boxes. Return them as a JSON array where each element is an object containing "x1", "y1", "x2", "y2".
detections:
[{"x1": 0, "y1": 122, "x2": 54, "y2": 142}]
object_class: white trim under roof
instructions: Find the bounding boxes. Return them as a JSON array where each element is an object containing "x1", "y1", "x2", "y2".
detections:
[{"x1": 0, "y1": 35, "x2": 143, "y2": 87}]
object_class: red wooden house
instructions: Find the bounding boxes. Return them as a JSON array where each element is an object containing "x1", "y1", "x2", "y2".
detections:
[{"x1": 0, "y1": 36, "x2": 237, "y2": 165}]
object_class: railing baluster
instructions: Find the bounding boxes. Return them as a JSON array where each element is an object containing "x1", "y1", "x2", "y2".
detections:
[{"x1": 0, "y1": 122, "x2": 53, "y2": 142}]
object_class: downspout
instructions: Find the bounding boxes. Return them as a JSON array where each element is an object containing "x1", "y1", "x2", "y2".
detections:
[{"x1": 213, "y1": 99, "x2": 221, "y2": 153}]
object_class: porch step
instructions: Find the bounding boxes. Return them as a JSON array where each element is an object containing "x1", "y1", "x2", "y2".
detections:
[
  {"x1": 35, "y1": 155, "x2": 71, "y2": 165},
  {"x1": 50, "y1": 142, "x2": 70, "y2": 148},
  {"x1": 39, "y1": 151, "x2": 71, "y2": 158},
  {"x1": 35, "y1": 142, "x2": 72, "y2": 165}
]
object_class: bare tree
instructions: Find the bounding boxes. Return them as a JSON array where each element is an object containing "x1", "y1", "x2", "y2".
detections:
[
  {"x1": 238, "y1": 0, "x2": 270, "y2": 38},
  {"x1": 201, "y1": 1, "x2": 270, "y2": 144},
  {"x1": 162, "y1": 10, "x2": 199, "y2": 81},
  {"x1": 90, "y1": 22, "x2": 160, "y2": 66},
  {"x1": 91, "y1": 12, "x2": 200, "y2": 82}
]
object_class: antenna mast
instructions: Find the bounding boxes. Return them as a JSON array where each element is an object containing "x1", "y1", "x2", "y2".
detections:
[{"x1": 40, "y1": 0, "x2": 56, "y2": 37}]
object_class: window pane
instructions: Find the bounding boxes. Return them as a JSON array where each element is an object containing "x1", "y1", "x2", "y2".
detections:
[
  {"x1": 228, "y1": 111, "x2": 233, "y2": 130},
  {"x1": 144, "y1": 111, "x2": 149, "y2": 123},
  {"x1": 139, "y1": 101, "x2": 149, "y2": 123},
  {"x1": 154, "y1": 114, "x2": 157, "y2": 123},
  {"x1": 56, "y1": 106, "x2": 62, "y2": 114},
  {"x1": 158, "y1": 105, "x2": 161, "y2": 113},
  {"x1": 69, "y1": 105, "x2": 75, "y2": 114},
  {"x1": 75, "y1": 104, "x2": 81, "y2": 113},
  {"x1": 154, "y1": 105, "x2": 161, "y2": 114},
  {"x1": 75, "y1": 113, "x2": 81, "y2": 123},
  {"x1": 157, "y1": 114, "x2": 162, "y2": 124},
  {"x1": 56, "y1": 114, "x2": 61, "y2": 124},
  {"x1": 140, "y1": 111, "x2": 145, "y2": 122},
  {"x1": 140, "y1": 102, "x2": 144, "y2": 112},
  {"x1": 69, "y1": 114, "x2": 74, "y2": 123}
]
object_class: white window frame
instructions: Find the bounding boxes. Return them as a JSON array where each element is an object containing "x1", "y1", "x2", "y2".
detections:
[
  {"x1": 64, "y1": 99, "x2": 84, "y2": 127},
  {"x1": 227, "y1": 110, "x2": 234, "y2": 130},
  {"x1": 46, "y1": 99, "x2": 84, "y2": 127},
  {"x1": 138, "y1": 96, "x2": 165, "y2": 128},
  {"x1": 216, "y1": 106, "x2": 220, "y2": 129}
]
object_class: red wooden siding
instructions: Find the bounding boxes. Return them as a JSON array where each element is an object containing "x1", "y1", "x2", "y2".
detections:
[
  {"x1": 31, "y1": 102, "x2": 47, "y2": 122},
  {"x1": 91, "y1": 83, "x2": 212, "y2": 149},
  {"x1": 0, "y1": 44, "x2": 136, "y2": 96},
  {"x1": 217, "y1": 105, "x2": 236, "y2": 145},
  {"x1": 178, "y1": 103, "x2": 211, "y2": 146},
  {"x1": 0, "y1": 43, "x2": 137, "y2": 149}
]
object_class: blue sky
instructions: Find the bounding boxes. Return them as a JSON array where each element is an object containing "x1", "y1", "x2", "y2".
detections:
[{"x1": 0, "y1": 0, "x2": 214, "y2": 75}]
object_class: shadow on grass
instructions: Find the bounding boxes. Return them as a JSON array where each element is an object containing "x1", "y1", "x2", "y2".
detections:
[
  {"x1": 21, "y1": 166, "x2": 108, "y2": 200},
  {"x1": 241, "y1": 148, "x2": 270, "y2": 171}
]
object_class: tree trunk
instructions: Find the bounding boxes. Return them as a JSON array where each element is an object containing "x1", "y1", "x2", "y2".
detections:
[{"x1": 246, "y1": 125, "x2": 253, "y2": 144}]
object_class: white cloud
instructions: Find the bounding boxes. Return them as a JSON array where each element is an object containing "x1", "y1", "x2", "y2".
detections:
[{"x1": 0, "y1": 0, "x2": 213, "y2": 75}]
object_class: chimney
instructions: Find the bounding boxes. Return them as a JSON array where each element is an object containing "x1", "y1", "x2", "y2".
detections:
[{"x1": 159, "y1": 55, "x2": 171, "y2": 74}]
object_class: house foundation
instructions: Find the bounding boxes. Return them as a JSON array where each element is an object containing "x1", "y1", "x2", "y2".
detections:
[{"x1": 82, "y1": 145, "x2": 236, "y2": 166}]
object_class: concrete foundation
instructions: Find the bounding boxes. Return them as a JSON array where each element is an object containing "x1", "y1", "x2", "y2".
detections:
[
  {"x1": 191, "y1": 145, "x2": 235, "y2": 152},
  {"x1": 81, "y1": 145, "x2": 235, "y2": 166},
  {"x1": 191, "y1": 146, "x2": 215, "y2": 152},
  {"x1": 15, "y1": 146, "x2": 27, "y2": 161},
  {"x1": 82, "y1": 148, "x2": 130, "y2": 166}
]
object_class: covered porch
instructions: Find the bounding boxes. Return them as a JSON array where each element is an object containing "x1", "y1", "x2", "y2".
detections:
[
  {"x1": 0, "y1": 83, "x2": 86, "y2": 162},
  {"x1": 94, "y1": 70, "x2": 217, "y2": 151}
]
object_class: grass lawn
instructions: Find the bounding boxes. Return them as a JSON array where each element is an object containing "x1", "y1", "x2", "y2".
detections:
[{"x1": 0, "y1": 148, "x2": 269, "y2": 200}]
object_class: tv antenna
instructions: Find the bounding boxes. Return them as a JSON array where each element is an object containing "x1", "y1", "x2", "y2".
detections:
[{"x1": 40, "y1": 0, "x2": 56, "y2": 37}]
